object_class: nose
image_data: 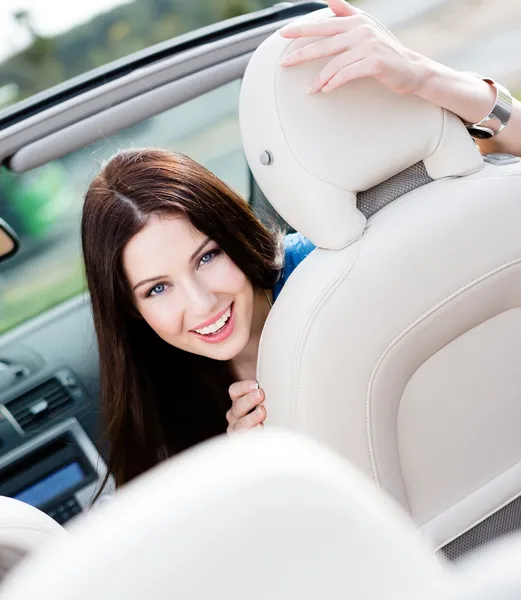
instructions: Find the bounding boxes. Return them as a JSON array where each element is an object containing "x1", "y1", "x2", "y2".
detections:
[{"x1": 181, "y1": 277, "x2": 217, "y2": 320}]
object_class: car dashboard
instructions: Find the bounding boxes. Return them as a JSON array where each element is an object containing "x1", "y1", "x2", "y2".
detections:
[{"x1": 0, "y1": 295, "x2": 106, "y2": 526}]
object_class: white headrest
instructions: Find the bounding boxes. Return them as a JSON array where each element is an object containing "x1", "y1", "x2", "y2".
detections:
[
  {"x1": 0, "y1": 431, "x2": 445, "y2": 600},
  {"x1": 0, "y1": 497, "x2": 66, "y2": 575},
  {"x1": 239, "y1": 8, "x2": 484, "y2": 248}
]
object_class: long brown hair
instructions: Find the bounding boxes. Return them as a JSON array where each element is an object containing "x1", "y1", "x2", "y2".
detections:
[{"x1": 81, "y1": 148, "x2": 282, "y2": 489}]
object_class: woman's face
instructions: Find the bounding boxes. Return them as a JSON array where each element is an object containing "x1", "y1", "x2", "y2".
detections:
[{"x1": 123, "y1": 215, "x2": 254, "y2": 361}]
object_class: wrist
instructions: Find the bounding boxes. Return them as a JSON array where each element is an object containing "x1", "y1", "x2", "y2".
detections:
[
  {"x1": 408, "y1": 51, "x2": 437, "y2": 97},
  {"x1": 411, "y1": 56, "x2": 497, "y2": 125}
]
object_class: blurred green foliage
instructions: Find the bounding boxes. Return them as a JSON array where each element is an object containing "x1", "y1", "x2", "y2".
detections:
[
  {"x1": 0, "y1": 0, "x2": 275, "y2": 107},
  {"x1": 0, "y1": 261, "x2": 86, "y2": 335}
]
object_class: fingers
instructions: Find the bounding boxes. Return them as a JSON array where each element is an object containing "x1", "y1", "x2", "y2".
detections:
[
  {"x1": 280, "y1": 13, "x2": 365, "y2": 39},
  {"x1": 232, "y1": 405, "x2": 266, "y2": 433},
  {"x1": 229, "y1": 387, "x2": 264, "y2": 421},
  {"x1": 280, "y1": 31, "x2": 351, "y2": 67},
  {"x1": 328, "y1": 0, "x2": 360, "y2": 17},
  {"x1": 308, "y1": 44, "x2": 367, "y2": 93},
  {"x1": 226, "y1": 381, "x2": 266, "y2": 433},
  {"x1": 280, "y1": 20, "x2": 374, "y2": 69},
  {"x1": 228, "y1": 379, "x2": 258, "y2": 402},
  {"x1": 279, "y1": 14, "x2": 393, "y2": 95},
  {"x1": 321, "y1": 57, "x2": 377, "y2": 93},
  {"x1": 278, "y1": 1, "x2": 417, "y2": 97},
  {"x1": 279, "y1": 17, "x2": 379, "y2": 73}
]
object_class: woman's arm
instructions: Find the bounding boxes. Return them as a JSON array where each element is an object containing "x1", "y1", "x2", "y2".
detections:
[
  {"x1": 413, "y1": 57, "x2": 521, "y2": 156},
  {"x1": 280, "y1": 0, "x2": 521, "y2": 157}
]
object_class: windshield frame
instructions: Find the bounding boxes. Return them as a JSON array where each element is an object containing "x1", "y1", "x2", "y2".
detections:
[{"x1": 0, "y1": 2, "x2": 325, "y2": 133}]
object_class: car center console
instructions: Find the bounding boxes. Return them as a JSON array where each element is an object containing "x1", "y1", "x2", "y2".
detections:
[
  {"x1": 0, "y1": 419, "x2": 107, "y2": 524},
  {"x1": 0, "y1": 366, "x2": 109, "y2": 525}
]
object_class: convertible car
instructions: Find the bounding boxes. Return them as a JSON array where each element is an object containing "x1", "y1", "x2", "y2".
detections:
[
  {"x1": 1, "y1": 1, "x2": 521, "y2": 597},
  {"x1": 0, "y1": 1, "x2": 320, "y2": 526}
]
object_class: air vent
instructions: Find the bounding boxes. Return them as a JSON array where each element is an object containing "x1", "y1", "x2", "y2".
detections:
[{"x1": 5, "y1": 377, "x2": 74, "y2": 434}]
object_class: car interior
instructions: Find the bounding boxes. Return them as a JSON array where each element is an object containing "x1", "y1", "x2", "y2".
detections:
[
  {"x1": 0, "y1": 1, "x2": 316, "y2": 532},
  {"x1": 243, "y1": 6, "x2": 521, "y2": 560},
  {"x1": 3, "y1": 430, "x2": 521, "y2": 600},
  {"x1": 1, "y1": 0, "x2": 521, "y2": 595}
]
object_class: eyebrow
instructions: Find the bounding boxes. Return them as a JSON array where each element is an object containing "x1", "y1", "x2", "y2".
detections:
[
  {"x1": 132, "y1": 237, "x2": 212, "y2": 292},
  {"x1": 190, "y1": 237, "x2": 211, "y2": 262},
  {"x1": 132, "y1": 275, "x2": 168, "y2": 292}
]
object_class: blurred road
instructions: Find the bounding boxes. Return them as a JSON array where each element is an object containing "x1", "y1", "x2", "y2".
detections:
[
  {"x1": 390, "y1": 0, "x2": 521, "y2": 90},
  {"x1": 363, "y1": 0, "x2": 452, "y2": 28},
  {"x1": 297, "y1": 0, "x2": 521, "y2": 89}
]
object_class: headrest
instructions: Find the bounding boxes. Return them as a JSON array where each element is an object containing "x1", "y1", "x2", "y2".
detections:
[{"x1": 240, "y1": 8, "x2": 484, "y2": 248}]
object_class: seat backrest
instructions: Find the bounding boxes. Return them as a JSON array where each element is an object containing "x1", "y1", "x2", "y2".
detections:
[
  {"x1": 239, "y1": 7, "x2": 521, "y2": 554},
  {"x1": 0, "y1": 431, "x2": 446, "y2": 600},
  {"x1": 0, "y1": 497, "x2": 66, "y2": 577}
]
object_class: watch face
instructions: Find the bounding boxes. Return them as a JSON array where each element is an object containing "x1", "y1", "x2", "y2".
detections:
[{"x1": 467, "y1": 126, "x2": 494, "y2": 140}]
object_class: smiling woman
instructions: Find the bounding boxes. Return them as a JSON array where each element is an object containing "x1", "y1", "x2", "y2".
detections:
[
  {"x1": 122, "y1": 214, "x2": 257, "y2": 362},
  {"x1": 81, "y1": 148, "x2": 291, "y2": 489},
  {"x1": 0, "y1": 78, "x2": 249, "y2": 336}
]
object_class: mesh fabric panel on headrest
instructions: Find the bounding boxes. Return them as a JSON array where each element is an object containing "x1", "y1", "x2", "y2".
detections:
[{"x1": 357, "y1": 162, "x2": 433, "y2": 218}]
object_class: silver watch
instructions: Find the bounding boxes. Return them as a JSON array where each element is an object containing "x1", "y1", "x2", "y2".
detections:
[{"x1": 464, "y1": 78, "x2": 513, "y2": 140}]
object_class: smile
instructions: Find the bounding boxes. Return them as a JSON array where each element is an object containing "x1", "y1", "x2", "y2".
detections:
[
  {"x1": 190, "y1": 303, "x2": 236, "y2": 344},
  {"x1": 194, "y1": 307, "x2": 231, "y2": 335}
]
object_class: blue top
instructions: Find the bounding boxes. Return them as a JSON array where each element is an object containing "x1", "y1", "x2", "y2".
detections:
[{"x1": 273, "y1": 232, "x2": 315, "y2": 301}]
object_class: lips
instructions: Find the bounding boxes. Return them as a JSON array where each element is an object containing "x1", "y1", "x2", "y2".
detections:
[
  {"x1": 191, "y1": 304, "x2": 231, "y2": 332},
  {"x1": 193, "y1": 307, "x2": 231, "y2": 335},
  {"x1": 190, "y1": 303, "x2": 236, "y2": 344}
]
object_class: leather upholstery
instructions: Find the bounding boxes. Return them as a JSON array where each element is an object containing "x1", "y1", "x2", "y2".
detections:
[
  {"x1": 240, "y1": 7, "x2": 483, "y2": 250},
  {"x1": 0, "y1": 497, "x2": 66, "y2": 576},
  {"x1": 3, "y1": 432, "x2": 521, "y2": 599},
  {"x1": 240, "y1": 6, "x2": 521, "y2": 550},
  {"x1": 0, "y1": 432, "x2": 446, "y2": 600}
]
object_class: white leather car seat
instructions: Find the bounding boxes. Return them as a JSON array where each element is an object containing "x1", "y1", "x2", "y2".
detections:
[
  {"x1": 5, "y1": 431, "x2": 521, "y2": 600},
  {"x1": 0, "y1": 497, "x2": 66, "y2": 578},
  {"x1": 0, "y1": 431, "x2": 448, "y2": 600},
  {"x1": 239, "y1": 7, "x2": 521, "y2": 556}
]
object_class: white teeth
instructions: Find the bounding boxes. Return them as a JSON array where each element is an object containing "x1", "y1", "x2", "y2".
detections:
[{"x1": 194, "y1": 307, "x2": 231, "y2": 335}]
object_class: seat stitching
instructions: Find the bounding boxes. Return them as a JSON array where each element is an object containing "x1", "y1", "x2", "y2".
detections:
[
  {"x1": 290, "y1": 236, "x2": 366, "y2": 429},
  {"x1": 365, "y1": 256, "x2": 521, "y2": 503}
]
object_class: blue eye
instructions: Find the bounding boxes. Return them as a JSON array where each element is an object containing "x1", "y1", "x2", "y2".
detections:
[
  {"x1": 147, "y1": 283, "x2": 166, "y2": 298},
  {"x1": 199, "y1": 249, "x2": 221, "y2": 267}
]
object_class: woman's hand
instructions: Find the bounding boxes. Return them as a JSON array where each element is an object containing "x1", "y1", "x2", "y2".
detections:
[
  {"x1": 279, "y1": 0, "x2": 425, "y2": 95},
  {"x1": 279, "y1": 0, "x2": 521, "y2": 156},
  {"x1": 226, "y1": 380, "x2": 266, "y2": 433}
]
